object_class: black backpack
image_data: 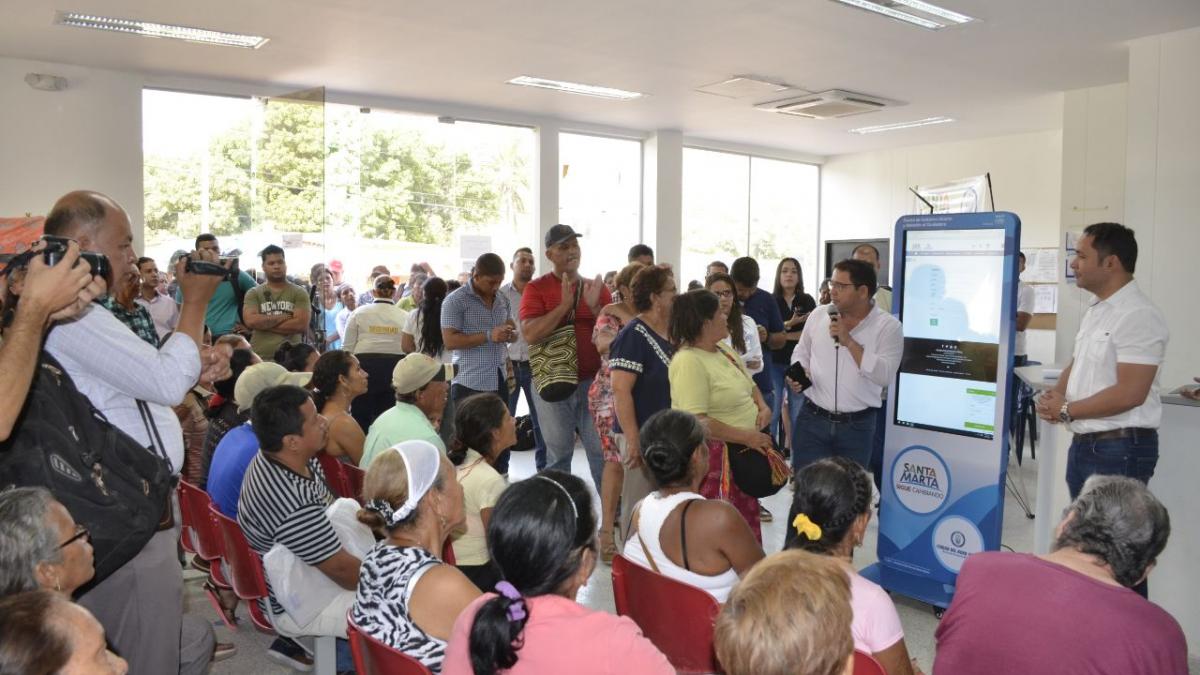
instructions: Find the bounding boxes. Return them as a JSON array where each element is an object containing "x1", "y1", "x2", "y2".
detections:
[{"x1": 0, "y1": 352, "x2": 173, "y2": 585}]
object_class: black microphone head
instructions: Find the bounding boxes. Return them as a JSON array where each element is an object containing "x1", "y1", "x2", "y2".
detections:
[{"x1": 828, "y1": 305, "x2": 840, "y2": 318}]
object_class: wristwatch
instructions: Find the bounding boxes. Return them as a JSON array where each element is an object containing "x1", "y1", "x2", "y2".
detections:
[{"x1": 1058, "y1": 402, "x2": 1073, "y2": 424}]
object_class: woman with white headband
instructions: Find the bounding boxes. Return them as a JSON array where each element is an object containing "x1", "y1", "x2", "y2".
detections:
[
  {"x1": 350, "y1": 440, "x2": 480, "y2": 673},
  {"x1": 442, "y1": 470, "x2": 673, "y2": 675}
]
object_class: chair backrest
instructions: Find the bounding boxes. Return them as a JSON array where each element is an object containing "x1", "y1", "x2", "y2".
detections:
[
  {"x1": 179, "y1": 480, "x2": 224, "y2": 563},
  {"x1": 347, "y1": 616, "x2": 433, "y2": 675},
  {"x1": 611, "y1": 553, "x2": 720, "y2": 674},
  {"x1": 209, "y1": 503, "x2": 274, "y2": 633},
  {"x1": 343, "y1": 463, "x2": 365, "y2": 502},
  {"x1": 853, "y1": 650, "x2": 887, "y2": 675},
  {"x1": 316, "y1": 451, "x2": 350, "y2": 499}
]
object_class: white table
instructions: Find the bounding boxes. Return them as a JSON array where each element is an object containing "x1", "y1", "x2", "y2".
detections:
[{"x1": 1013, "y1": 364, "x2": 1068, "y2": 554}]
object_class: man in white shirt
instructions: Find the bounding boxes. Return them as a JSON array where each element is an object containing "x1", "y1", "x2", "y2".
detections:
[
  {"x1": 1036, "y1": 223, "x2": 1169, "y2": 500},
  {"x1": 499, "y1": 247, "x2": 547, "y2": 469},
  {"x1": 343, "y1": 274, "x2": 408, "y2": 355},
  {"x1": 788, "y1": 258, "x2": 903, "y2": 470},
  {"x1": 41, "y1": 190, "x2": 229, "y2": 675},
  {"x1": 134, "y1": 255, "x2": 179, "y2": 340},
  {"x1": 1014, "y1": 252, "x2": 1036, "y2": 367}
]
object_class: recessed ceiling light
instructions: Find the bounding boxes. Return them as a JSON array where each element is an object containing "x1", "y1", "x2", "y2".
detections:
[
  {"x1": 849, "y1": 116, "x2": 956, "y2": 134},
  {"x1": 830, "y1": 0, "x2": 976, "y2": 30},
  {"x1": 54, "y1": 11, "x2": 269, "y2": 49},
  {"x1": 507, "y1": 76, "x2": 644, "y2": 101}
]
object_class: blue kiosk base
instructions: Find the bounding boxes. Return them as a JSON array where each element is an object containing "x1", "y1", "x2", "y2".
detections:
[{"x1": 860, "y1": 562, "x2": 956, "y2": 611}]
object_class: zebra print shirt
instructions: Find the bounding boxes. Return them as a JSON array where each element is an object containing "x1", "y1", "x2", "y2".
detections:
[
  {"x1": 351, "y1": 543, "x2": 447, "y2": 673},
  {"x1": 237, "y1": 453, "x2": 339, "y2": 616}
]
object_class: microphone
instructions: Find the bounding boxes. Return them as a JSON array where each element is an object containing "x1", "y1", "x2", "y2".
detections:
[{"x1": 828, "y1": 305, "x2": 840, "y2": 345}]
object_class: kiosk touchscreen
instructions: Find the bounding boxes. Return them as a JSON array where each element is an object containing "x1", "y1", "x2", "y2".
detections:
[{"x1": 862, "y1": 211, "x2": 1020, "y2": 609}]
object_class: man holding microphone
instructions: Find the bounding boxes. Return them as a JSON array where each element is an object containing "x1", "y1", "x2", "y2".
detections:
[{"x1": 788, "y1": 258, "x2": 903, "y2": 470}]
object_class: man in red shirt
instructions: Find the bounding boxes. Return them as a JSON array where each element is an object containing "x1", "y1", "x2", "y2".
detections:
[{"x1": 519, "y1": 224, "x2": 611, "y2": 488}]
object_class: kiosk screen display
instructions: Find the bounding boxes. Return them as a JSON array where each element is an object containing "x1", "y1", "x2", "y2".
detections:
[{"x1": 894, "y1": 229, "x2": 1005, "y2": 439}]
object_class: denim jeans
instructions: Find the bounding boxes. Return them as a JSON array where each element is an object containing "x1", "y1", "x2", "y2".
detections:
[
  {"x1": 868, "y1": 402, "x2": 887, "y2": 490},
  {"x1": 790, "y1": 403, "x2": 877, "y2": 471},
  {"x1": 507, "y1": 360, "x2": 547, "y2": 470},
  {"x1": 531, "y1": 376, "x2": 604, "y2": 489},
  {"x1": 452, "y1": 371, "x2": 510, "y2": 474},
  {"x1": 768, "y1": 361, "x2": 805, "y2": 445},
  {"x1": 1065, "y1": 429, "x2": 1159, "y2": 500}
]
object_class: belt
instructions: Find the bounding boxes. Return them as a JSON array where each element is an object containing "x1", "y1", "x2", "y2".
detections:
[
  {"x1": 1073, "y1": 427, "x2": 1156, "y2": 443},
  {"x1": 804, "y1": 398, "x2": 876, "y2": 423}
]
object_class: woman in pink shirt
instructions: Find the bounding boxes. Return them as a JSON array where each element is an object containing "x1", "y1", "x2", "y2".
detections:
[
  {"x1": 786, "y1": 458, "x2": 918, "y2": 675},
  {"x1": 442, "y1": 470, "x2": 672, "y2": 675}
]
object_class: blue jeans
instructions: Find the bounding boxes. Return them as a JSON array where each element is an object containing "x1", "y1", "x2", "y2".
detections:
[
  {"x1": 868, "y1": 402, "x2": 887, "y2": 489},
  {"x1": 768, "y1": 361, "x2": 805, "y2": 445},
  {"x1": 1065, "y1": 429, "x2": 1158, "y2": 500},
  {"x1": 790, "y1": 403, "x2": 877, "y2": 471},
  {"x1": 531, "y1": 376, "x2": 604, "y2": 489},
  {"x1": 507, "y1": 360, "x2": 546, "y2": 470}
]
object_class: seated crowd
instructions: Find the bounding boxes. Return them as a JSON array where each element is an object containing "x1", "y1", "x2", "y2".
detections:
[{"x1": 0, "y1": 189, "x2": 1189, "y2": 675}]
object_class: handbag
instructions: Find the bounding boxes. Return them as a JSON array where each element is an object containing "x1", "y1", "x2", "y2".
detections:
[
  {"x1": 0, "y1": 353, "x2": 174, "y2": 584},
  {"x1": 529, "y1": 281, "x2": 584, "y2": 402},
  {"x1": 714, "y1": 346, "x2": 790, "y2": 499}
]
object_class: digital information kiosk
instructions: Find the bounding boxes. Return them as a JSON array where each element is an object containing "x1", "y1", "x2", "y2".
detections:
[{"x1": 861, "y1": 211, "x2": 1020, "y2": 610}]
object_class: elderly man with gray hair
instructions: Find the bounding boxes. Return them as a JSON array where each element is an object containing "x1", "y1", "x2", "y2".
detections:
[{"x1": 932, "y1": 476, "x2": 1186, "y2": 675}]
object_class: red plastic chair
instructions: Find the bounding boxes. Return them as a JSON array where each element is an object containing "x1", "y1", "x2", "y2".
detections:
[
  {"x1": 178, "y1": 481, "x2": 236, "y2": 629},
  {"x1": 611, "y1": 553, "x2": 720, "y2": 674},
  {"x1": 209, "y1": 503, "x2": 276, "y2": 634},
  {"x1": 853, "y1": 650, "x2": 887, "y2": 675},
  {"x1": 343, "y1": 463, "x2": 365, "y2": 502},
  {"x1": 347, "y1": 616, "x2": 433, "y2": 675},
  {"x1": 316, "y1": 451, "x2": 350, "y2": 499}
]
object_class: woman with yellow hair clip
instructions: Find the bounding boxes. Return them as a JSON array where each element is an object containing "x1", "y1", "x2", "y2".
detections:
[{"x1": 785, "y1": 457, "x2": 922, "y2": 675}]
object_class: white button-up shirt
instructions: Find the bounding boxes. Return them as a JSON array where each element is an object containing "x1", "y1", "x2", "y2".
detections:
[
  {"x1": 134, "y1": 292, "x2": 180, "y2": 341},
  {"x1": 499, "y1": 282, "x2": 530, "y2": 362},
  {"x1": 791, "y1": 303, "x2": 904, "y2": 413},
  {"x1": 1066, "y1": 281, "x2": 1168, "y2": 434},
  {"x1": 45, "y1": 304, "x2": 200, "y2": 474},
  {"x1": 342, "y1": 299, "x2": 408, "y2": 355},
  {"x1": 1015, "y1": 282, "x2": 1036, "y2": 356}
]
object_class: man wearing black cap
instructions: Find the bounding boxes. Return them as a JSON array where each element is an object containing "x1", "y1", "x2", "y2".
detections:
[
  {"x1": 519, "y1": 224, "x2": 611, "y2": 489},
  {"x1": 342, "y1": 274, "x2": 408, "y2": 356}
]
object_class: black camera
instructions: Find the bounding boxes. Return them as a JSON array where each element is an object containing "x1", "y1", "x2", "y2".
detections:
[
  {"x1": 185, "y1": 255, "x2": 238, "y2": 278},
  {"x1": 41, "y1": 236, "x2": 111, "y2": 281}
]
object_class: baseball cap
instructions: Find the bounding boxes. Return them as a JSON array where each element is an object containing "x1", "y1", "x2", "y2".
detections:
[
  {"x1": 544, "y1": 224, "x2": 583, "y2": 249},
  {"x1": 328, "y1": 259, "x2": 344, "y2": 272},
  {"x1": 234, "y1": 362, "x2": 312, "y2": 413},
  {"x1": 391, "y1": 354, "x2": 457, "y2": 395}
]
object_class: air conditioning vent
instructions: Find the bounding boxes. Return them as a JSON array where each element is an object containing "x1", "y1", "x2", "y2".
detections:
[{"x1": 755, "y1": 89, "x2": 901, "y2": 119}]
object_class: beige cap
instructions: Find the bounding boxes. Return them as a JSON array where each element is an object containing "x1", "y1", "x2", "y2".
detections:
[
  {"x1": 234, "y1": 362, "x2": 312, "y2": 412},
  {"x1": 391, "y1": 354, "x2": 456, "y2": 395}
]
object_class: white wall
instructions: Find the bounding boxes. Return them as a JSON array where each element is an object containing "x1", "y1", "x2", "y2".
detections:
[
  {"x1": 1126, "y1": 26, "x2": 1200, "y2": 388},
  {"x1": 0, "y1": 57, "x2": 144, "y2": 250},
  {"x1": 820, "y1": 128, "x2": 1064, "y2": 363}
]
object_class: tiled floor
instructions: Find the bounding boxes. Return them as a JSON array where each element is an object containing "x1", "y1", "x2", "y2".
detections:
[{"x1": 203, "y1": 444, "x2": 1199, "y2": 674}]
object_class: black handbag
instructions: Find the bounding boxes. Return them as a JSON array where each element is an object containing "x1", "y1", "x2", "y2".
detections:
[{"x1": 0, "y1": 353, "x2": 173, "y2": 585}]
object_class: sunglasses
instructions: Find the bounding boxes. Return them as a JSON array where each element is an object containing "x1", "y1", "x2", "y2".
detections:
[{"x1": 59, "y1": 524, "x2": 91, "y2": 549}]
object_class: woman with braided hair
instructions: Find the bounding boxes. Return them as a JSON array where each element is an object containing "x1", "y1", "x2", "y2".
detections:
[
  {"x1": 785, "y1": 457, "x2": 919, "y2": 675},
  {"x1": 443, "y1": 470, "x2": 672, "y2": 675},
  {"x1": 351, "y1": 440, "x2": 480, "y2": 673}
]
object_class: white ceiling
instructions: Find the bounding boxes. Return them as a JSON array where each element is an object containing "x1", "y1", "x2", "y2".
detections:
[{"x1": 4, "y1": 0, "x2": 1200, "y2": 156}]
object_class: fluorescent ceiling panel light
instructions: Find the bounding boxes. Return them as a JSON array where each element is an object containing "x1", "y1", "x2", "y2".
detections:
[
  {"x1": 507, "y1": 76, "x2": 643, "y2": 101},
  {"x1": 55, "y1": 12, "x2": 269, "y2": 49},
  {"x1": 849, "y1": 116, "x2": 955, "y2": 134},
  {"x1": 830, "y1": 0, "x2": 945, "y2": 30},
  {"x1": 889, "y1": 0, "x2": 975, "y2": 25}
]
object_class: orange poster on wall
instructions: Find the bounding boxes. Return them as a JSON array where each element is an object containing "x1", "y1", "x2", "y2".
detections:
[{"x1": 0, "y1": 217, "x2": 45, "y2": 256}]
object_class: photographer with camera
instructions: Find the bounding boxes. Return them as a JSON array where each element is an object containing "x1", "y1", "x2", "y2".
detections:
[
  {"x1": 0, "y1": 240, "x2": 104, "y2": 441},
  {"x1": 37, "y1": 190, "x2": 230, "y2": 675}
]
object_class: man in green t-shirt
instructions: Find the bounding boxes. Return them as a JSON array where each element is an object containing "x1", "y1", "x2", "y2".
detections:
[{"x1": 243, "y1": 245, "x2": 310, "y2": 362}]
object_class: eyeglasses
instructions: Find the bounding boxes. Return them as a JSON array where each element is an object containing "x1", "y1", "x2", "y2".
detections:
[
  {"x1": 59, "y1": 525, "x2": 91, "y2": 549},
  {"x1": 711, "y1": 289, "x2": 734, "y2": 299},
  {"x1": 828, "y1": 281, "x2": 862, "y2": 291}
]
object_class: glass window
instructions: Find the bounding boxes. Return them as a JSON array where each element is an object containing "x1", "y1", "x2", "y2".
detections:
[
  {"x1": 681, "y1": 148, "x2": 819, "y2": 293},
  {"x1": 559, "y1": 132, "x2": 642, "y2": 276},
  {"x1": 142, "y1": 89, "x2": 535, "y2": 295}
]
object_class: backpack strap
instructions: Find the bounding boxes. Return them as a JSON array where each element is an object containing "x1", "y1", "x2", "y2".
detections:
[{"x1": 135, "y1": 400, "x2": 170, "y2": 465}]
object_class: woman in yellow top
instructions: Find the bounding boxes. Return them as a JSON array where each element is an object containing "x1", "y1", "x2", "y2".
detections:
[
  {"x1": 668, "y1": 289, "x2": 772, "y2": 539},
  {"x1": 447, "y1": 393, "x2": 515, "y2": 591}
]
